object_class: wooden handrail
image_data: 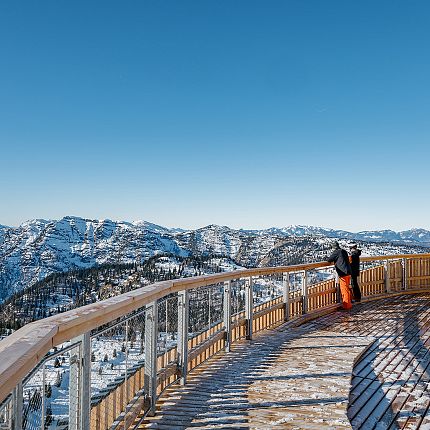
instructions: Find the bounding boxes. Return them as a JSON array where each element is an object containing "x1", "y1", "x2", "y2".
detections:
[{"x1": 0, "y1": 252, "x2": 429, "y2": 404}]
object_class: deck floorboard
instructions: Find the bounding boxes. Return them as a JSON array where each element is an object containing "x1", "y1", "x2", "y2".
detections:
[{"x1": 138, "y1": 292, "x2": 430, "y2": 429}]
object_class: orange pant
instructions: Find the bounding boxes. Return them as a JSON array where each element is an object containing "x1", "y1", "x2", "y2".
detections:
[{"x1": 339, "y1": 275, "x2": 352, "y2": 309}]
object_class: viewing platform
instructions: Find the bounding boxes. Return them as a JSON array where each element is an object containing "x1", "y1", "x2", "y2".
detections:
[
  {"x1": 1, "y1": 254, "x2": 430, "y2": 429},
  {"x1": 140, "y1": 293, "x2": 430, "y2": 429}
]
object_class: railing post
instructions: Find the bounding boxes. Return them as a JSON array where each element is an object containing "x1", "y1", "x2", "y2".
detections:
[
  {"x1": 41, "y1": 364, "x2": 46, "y2": 430},
  {"x1": 177, "y1": 290, "x2": 189, "y2": 385},
  {"x1": 81, "y1": 333, "x2": 91, "y2": 430},
  {"x1": 11, "y1": 382, "x2": 23, "y2": 430},
  {"x1": 282, "y1": 273, "x2": 290, "y2": 321},
  {"x1": 69, "y1": 345, "x2": 79, "y2": 430},
  {"x1": 223, "y1": 281, "x2": 232, "y2": 352},
  {"x1": 69, "y1": 332, "x2": 91, "y2": 430},
  {"x1": 144, "y1": 301, "x2": 158, "y2": 416},
  {"x1": 124, "y1": 319, "x2": 129, "y2": 420},
  {"x1": 402, "y1": 258, "x2": 408, "y2": 290},
  {"x1": 302, "y1": 270, "x2": 308, "y2": 314},
  {"x1": 245, "y1": 277, "x2": 253, "y2": 340},
  {"x1": 384, "y1": 261, "x2": 391, "y2": 293},
  {"x1": 335, "y1": 271, "x2": 340, "y2": 304}
]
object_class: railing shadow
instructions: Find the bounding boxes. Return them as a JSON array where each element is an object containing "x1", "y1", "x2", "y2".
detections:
[
  {"x1": 363, "y1": 294, "x2": 430, "y2": 429},
  {"x1": 323, "y1": 293, "x2": 430, "y2": 429},
  {"x1": 147, "y1": 319, "x2": 369, "y2": 428},
  {"x1": 147, "y1": 336, "x2": 291, "y2": 428}
]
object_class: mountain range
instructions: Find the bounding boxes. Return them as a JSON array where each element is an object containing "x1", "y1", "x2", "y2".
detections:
[{"x1": 1, "y1": 216, "x2": 429, "y2": 301}]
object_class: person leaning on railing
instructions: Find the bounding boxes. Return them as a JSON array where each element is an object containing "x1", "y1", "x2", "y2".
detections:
[
  {"x1": 327, "y1": 241, "x2": 353, "y2": 310},
  {"x1": 349, "y1": 243, "x2": 362, "y2": 303}
]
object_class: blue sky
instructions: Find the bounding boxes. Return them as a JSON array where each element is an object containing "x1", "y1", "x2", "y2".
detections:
[{"x1": 1, "y1": 1, "x2": 429, "y2": 231}]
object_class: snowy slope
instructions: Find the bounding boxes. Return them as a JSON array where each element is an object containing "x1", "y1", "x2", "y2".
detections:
[{"x1": 0, "y1": 216, "x2": 186, "y2": 300}]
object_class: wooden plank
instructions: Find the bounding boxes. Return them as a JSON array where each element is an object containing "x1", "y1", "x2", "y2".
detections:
[
  {"x1": 139, "y1": 293, "x2": 430, "y2": 428},
  {"x1": 140, "y1": 328, "x2": 369, "y2": 429}
]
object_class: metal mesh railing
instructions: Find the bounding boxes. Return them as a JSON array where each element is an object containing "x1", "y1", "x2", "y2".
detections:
[
  {"x1": 13, "y1": 341, "x2": 81, "y2": 430},
  {"x1": 157, "y1": 295, "x2": 178, "y2": 357},
  {"x1": 155, "y1": 295, "x2": 179, "y2": 396},
  {"x1": 90, "y1": 307, "x2": 146, "y2": 429},
  {"x1": 187, "y1": 283, "x2": 225, "y2": 372},
  {"x1": 0, "y1": 395, "x2": 12, "y2": 430}
]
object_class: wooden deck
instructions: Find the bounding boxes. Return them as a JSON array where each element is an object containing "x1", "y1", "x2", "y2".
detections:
[{"x1": 139, "y1": 292, "x2": 430, "y2": 429}]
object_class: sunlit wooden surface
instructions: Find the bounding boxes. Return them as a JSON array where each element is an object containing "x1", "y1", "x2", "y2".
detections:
[{"x1": 138, "y1": 292, "x2": 430, "y2": 429}]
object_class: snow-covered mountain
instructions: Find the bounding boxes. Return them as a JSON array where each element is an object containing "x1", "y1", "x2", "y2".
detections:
[
  {"x1": 256, "y1": 225, "x2": 430, "y2": 246},
  {"x1": 1, "y1": 216, "x2": 429, "y2": 301}
]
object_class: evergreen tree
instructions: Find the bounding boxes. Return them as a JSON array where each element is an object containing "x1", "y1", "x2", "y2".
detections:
[
  {"x1": 55, "y1": 371, "x2": 62, "y2": 387},
  {"x1": 45, "y1": 406, "x2": 53, "y2": 429},
  {"x1": 45, "y1": 383, "x2": 52, "y2": 398}
]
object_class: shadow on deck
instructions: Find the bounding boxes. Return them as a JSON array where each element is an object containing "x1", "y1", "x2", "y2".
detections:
[{"x1": 139, "y1": 293, "x2": 430, "y2": 429}]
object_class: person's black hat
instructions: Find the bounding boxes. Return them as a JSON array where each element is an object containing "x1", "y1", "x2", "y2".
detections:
[{"x1": 331, "y1": 241, "x2": 340, "y2": 249}]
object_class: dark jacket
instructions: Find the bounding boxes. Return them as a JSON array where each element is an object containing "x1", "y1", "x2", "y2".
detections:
[
  {"x1": 327, "y1": 248, "x2": 352, "y2": 277},
  {"x1": 350, "y1": 249, "x2": 362, "y2": 276}
]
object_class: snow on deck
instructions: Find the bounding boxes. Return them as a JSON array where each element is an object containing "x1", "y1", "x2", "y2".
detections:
[
  {"x1": 139, "y1": 319, "x2": 370, "y2": 428},
  {"x1": 294, "y1": 292, "x2": 430, "y2": 429}
]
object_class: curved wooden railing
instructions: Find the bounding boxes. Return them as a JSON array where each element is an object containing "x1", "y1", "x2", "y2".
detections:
[{"x1": 1, "y1": 253, "x2": 430, "y2": 429}]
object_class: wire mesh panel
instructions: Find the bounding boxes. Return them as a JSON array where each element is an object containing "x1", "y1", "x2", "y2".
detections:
[
  {"x1": 188, "y1": 285, "x2": 221, "y2": 334},
  {"x1": 205, "y1": 284, "x2": 224, "y2": 359},
  {"x1": 122, "y1": 308, "x2": 148, "y2": 428},
  {"x1": 231, "y1": 279, "x2": 246, "y2": 342},
  {"x1": 209, "y1": 285, "x2": 223, "y2": 328},
  {"x1": 157, "y1": 296, "x2": 178, "y2": 357},
  {"x1": 22, "y1": 364, "x2": 45, "y2": 429},
  {"x1": 0, "y1": 395, "x2": 12, "y2": 430},
  {"x1": 156, "y1": 295, "x2": 179, "y2": 395},
  {"x1": 288, "y1": 271, "x2": 305, "y2": 318},
  {"x1": 252, "y1": 274, "x2": 284, "y2": 333},
  {"x1": 90, "y1": 308, "x2": 146, "y2": 430},
  {"x1": 187, "y1": 283, "x2": 225, "y2": 371},
  {"x1": 20, "y1": 343, "x2": 79, "y2": 430}
]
